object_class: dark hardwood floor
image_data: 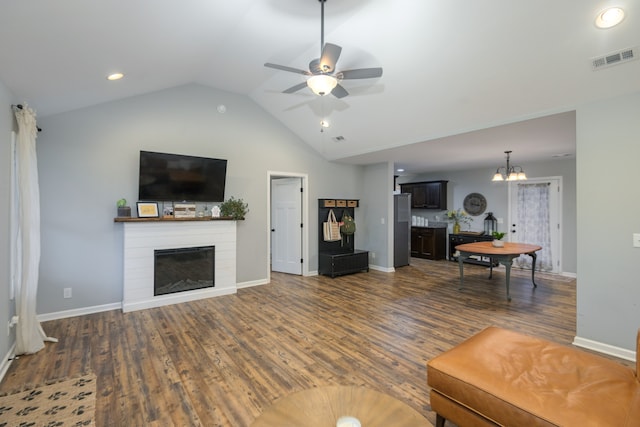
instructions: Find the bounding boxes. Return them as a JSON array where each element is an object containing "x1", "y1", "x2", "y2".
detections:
[{"x1": 1, "y1": 259, "x2": 583, "y2": 426}]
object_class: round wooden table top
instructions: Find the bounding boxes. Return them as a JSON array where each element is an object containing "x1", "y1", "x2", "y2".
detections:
[
  {"x1": 251, "y1": 386, "x2": 431, "y2": 427},
  {"x1": 455, "y1": 241, "x2": 541, "y2": 256}
]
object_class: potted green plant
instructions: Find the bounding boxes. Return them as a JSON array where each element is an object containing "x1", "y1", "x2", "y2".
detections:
[
  {"x1": 117, "y1": 198, "x2": 131, "y2": 217},
  {"x1": 219, "y1": 197, "x2": 248, "y2": 220},
  {"x1": 491, "y1": 231, "x2": 506, "y2": 247}
]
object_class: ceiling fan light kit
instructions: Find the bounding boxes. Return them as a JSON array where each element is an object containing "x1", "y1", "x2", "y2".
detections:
[
  {"x1": 264, "y1": 0, "x2": 382, "y2": 99},
  {"x1": 307, "y1": 74, "x2": 338, "y2": 96}
]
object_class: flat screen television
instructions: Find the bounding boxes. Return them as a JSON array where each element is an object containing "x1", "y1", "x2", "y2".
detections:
[{"x1": 138, "y1": 150, "x2": 227, "y2": 202}]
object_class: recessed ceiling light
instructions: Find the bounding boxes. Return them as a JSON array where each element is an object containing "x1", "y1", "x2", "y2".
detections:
[
  {"x1": 595, "y1": 7, "x2": 625, "y2": 28},
  {"x1": 397, "y1": 168, "x2": 405, "y2": 172},
  {"x1": 107, "y1": 72, "x2": 124, "y2": 81},
  {"x1": 320, "y1": 120, "x2": 330, "y2": 128}
]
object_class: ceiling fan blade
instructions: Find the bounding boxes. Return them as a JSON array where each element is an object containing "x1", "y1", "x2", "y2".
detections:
[
  {"x1": 264, "y1": 63, "x2": 311, "y2": 76},
  {"x1": 283, "y1": 82, "x2": 309, "y2": 94},
  {"x1": 337, "y1": 67, "x2": 383, "y2": 80},
  {"x1": 319, "y1": 43, "x2": 342, "y2": 73},
  {"x1": 331, "y1": 84, "x2": 349, "y2": 99}
]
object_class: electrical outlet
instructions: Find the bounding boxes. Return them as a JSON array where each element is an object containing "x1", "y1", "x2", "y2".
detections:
[
  {"x1": 63, "y1": 287, "x2": 72, "y2": 298},
  {"x1": 633, "y1": 233, "x2": 640, "y2": 248},
  {"x1": 6, "y1": 321, "x2": 9, "y2": 337},
  {"x1": 371, "y1": 252, "x2": 376, "y2": 259}
]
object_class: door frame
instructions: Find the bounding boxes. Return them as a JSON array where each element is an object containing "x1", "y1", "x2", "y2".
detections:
[
  {"x1": 266, "y1": 171, "x2": 309, "y2": 281},
  {"x1": 507, "y1": 176, "x2": 563, "y2": 274}
]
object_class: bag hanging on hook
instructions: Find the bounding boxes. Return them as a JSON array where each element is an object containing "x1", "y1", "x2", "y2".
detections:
[
  {"x1": 323, "y1": 209, "x2": 341, "y2": 242},
  {"x1": 340, "y1": 210, "x2": 356, "y2": 235},
  {"x1": 340, "y1": 210, "x2": 356, "y2": 245}
]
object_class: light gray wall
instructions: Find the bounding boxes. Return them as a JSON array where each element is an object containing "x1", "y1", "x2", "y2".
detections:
[
  {"x1": 398, "y1": 157, "x2": 577, "y2": 274},
  {"x1": 35, "y1": 84, "x2": 366, "y2": 314},
  {"x1": 576, "y1": 91, "x2": 640, "y2": 350},
  {"x1": 0, "y1": 79, "x2": 16, "y2": 362},
  {"x1": 360, "y1": 162, "x2": 393, "y2": 269}
]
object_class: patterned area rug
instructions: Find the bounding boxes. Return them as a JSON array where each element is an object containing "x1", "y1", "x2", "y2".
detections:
[{"x1": 0, "y1": 373, "x2": 96, "y2": 427}]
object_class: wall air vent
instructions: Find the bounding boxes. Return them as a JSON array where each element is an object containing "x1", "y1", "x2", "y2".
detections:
[{"x1": 591, "y1": 47, "x2": 638, "y2": 70}]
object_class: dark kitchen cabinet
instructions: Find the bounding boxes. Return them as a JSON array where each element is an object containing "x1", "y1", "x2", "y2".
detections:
[
  {"x1": 400, "y1": 181, "x2": 448, "y2": 210},
  {"x1": 411, "y1": 227, "x2": 446, "y2": 260}
]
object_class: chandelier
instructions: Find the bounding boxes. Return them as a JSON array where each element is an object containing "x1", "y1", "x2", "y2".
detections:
[{"x1": 492, "y1": 150, "x2": 527, "y2": 181}]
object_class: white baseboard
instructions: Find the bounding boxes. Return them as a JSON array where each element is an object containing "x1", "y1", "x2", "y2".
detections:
[
  {"x1": 37, "y1": 279, "x2": 267, "y2": 320},
  {"x1": 573, "y1": 336, "x2": 636, "y2": 362},
  {"x1": 38, "y1": 302, "x2": 122, "y2": 322},
  {"x1": 0, "y1": 342, "x2": 16, "y2": 384},
  {"x1": 369, "y1": 264, "x2": 394, "y2": 273},
  {"x1": 236, "y1": 278, "x2": 269, "y2": 289}
]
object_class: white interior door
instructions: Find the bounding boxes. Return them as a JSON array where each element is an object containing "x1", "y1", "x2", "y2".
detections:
[
  {"x1": 271, "y1": 177, "x2": 302, "y2": 275},
  {"x1": 508, "y1": 177, "x2": 561, "y2": 273}
]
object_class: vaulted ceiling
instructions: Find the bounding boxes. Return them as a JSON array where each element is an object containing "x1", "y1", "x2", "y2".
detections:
[{"x1": 1, "y1": 1, "x2": 638, "y2": 174}]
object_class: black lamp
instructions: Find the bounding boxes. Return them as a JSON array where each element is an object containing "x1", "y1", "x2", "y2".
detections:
[{"x1": 484, "y1": 212, "x2": 497, "y2": 235}]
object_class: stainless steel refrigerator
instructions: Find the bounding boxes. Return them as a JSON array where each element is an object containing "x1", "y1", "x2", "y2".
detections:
[{"x1": 394, "y1": 193, "x2": 411, "y2": 267}]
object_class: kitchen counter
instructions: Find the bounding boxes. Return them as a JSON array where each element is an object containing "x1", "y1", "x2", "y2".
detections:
[{"x1": 411, "y1": 220, "x2": 449, "y2": 229}]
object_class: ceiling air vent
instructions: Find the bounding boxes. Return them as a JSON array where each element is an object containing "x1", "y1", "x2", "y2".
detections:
[
  {"x1": 333, "y1": 136, "x2": 345, "y2": 142},
  {"x1": 591, "y1": 47, "x2": 638, "y2": 70}
]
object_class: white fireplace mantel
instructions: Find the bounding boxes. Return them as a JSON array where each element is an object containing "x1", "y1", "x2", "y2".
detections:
[{"x1": 118, "y1": 218, "x2": 237, "y2": 312}]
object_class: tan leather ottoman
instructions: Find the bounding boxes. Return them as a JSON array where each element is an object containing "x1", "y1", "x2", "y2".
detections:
[{"x1": 427, "y1": 327, "x2": 640, "y2": 427}]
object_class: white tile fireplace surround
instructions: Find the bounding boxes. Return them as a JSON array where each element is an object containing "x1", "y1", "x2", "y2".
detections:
[{"x1": 120, "y1": 219, "x2": 237, "y2": 312}]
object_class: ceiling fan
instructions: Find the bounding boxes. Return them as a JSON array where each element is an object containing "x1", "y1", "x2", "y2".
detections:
[{"x1": 264, "y1": 0, "x2": 383, "y2": 99}]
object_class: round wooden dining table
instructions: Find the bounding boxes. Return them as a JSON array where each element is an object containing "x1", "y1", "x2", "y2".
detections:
[
  {"x1": 251, "y1": 385, "x2": 431, "y2": 427},
  {"x1": 455, "y1": 241, "x2": 542, "y2": 301}
]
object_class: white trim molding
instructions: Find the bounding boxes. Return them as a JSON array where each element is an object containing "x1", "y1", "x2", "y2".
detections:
[
  {"x1": 573, "y1": 335, "x2": 636, "y2": 362},
  {"x1": 0, "y1": 343, "x2": 16, "y2": 384},
  {"x1": 38, "y1": 303, "x2": 122, "y2": 323},
  {"x1": 369, "y1": 264, "x2": 395, "y2": 273}
]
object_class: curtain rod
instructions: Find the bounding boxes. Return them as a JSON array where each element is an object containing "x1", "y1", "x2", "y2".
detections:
[{"x1": 11, "y1": 104, "x2": 42, "y2": 132}]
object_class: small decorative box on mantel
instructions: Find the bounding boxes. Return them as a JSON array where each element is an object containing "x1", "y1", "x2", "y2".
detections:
[{"x1": 174, "y1": 203, "x2": 196, "y2": 218}]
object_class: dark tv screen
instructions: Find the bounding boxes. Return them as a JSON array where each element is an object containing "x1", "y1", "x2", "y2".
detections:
[{"x1": 138, "y1": 150, "x2": 227, "y2": 202}]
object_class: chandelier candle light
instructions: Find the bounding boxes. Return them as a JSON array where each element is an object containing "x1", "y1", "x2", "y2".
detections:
[{"x1": 492, "y1": 150, "x2": 527, "y2": 182}]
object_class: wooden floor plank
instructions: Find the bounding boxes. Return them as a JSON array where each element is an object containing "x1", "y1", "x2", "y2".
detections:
[{"x1": 3, "y1": 258, "x2": 624, "y2": 426}]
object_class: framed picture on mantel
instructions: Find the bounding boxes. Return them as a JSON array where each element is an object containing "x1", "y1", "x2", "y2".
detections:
[{"x1": 137, "y1": 202, "x2": 159, "y2": 218}]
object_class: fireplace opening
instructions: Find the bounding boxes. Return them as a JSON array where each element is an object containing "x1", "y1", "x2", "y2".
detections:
[{"x1": 154, "y1": 246, "x2": 215, "y2": 296}]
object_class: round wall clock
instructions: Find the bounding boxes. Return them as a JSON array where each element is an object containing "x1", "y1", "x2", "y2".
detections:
[{"x1": 463, "y1": 193, "x2": 487, "y2": 216}]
